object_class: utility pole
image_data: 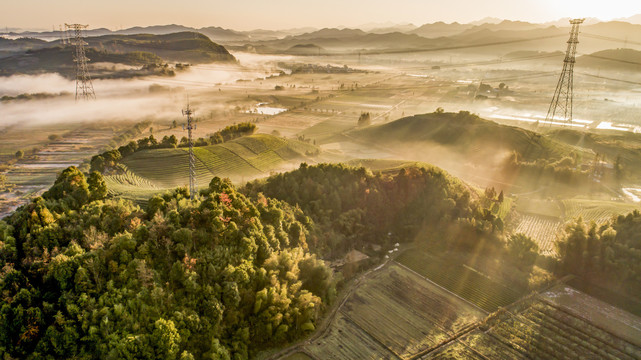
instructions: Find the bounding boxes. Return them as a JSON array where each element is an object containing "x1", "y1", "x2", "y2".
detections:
[
  {"x1": 65, "y1": 23, "x2": 95, "y2": 101},
  {"x1": 545, "y1": 18, "x2": 584, "y2": 126},
  {"x1": 182, "y1": 104, "x2": 197, "y2": 199}
]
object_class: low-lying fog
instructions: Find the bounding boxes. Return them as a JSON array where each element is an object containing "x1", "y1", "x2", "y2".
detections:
[{"x1": 0, "y1": 52, "x2": 294, "y2": 129}]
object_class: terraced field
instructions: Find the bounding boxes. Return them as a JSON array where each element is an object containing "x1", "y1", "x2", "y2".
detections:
[
  {"x1": 122, "y1": 148, "x2": 214, "y2": 187},
  {"x1": 302, "y1": 263, "x2": 485, "y2": 359},
  {"x1": 423, "y1": 285, "x2": 641, "y2": 359},
  {"x1": 122, "y1": 134, "x2": 319, "y2": 188},
  {"x1": 396, "y1": 250, "x2": 522, "y2": 312},
  {"x1": 104, "y1": 168, "x2": 162, "y2": 202}
]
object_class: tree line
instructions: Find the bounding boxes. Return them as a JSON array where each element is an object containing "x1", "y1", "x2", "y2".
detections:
[{"x1": 556, "y1": 210, "x2": 641, "y2": 299}]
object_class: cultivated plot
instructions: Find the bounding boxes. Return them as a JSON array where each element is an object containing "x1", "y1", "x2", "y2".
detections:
[{"x1": 303, "y1": 263, "x2": 485, "y2": 359}]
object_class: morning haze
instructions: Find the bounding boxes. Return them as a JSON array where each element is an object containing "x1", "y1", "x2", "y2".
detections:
[
  {"x1": 2, "y1": 0, "x2": 640, "y2": 29},
  {"x1": 1, "y1": 1, "x2": 641, "y2": 359}
]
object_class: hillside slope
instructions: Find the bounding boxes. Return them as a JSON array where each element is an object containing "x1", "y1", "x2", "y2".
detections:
[
  {"x1": 85, "y1": 32, "x2": 236, "y2": 63},
  {"x1": 0, "y1": 32, "x2": 235, "y2": 77},
  {"x1": 351, "y1": 111, "x2": 574, "y2": 162},
  {"x1": 115, "y1": 134, "x2": 319, "y2": 193}
]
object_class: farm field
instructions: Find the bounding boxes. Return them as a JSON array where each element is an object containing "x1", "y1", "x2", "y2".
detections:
[
  {"x1": 562, "y1": 198, "x2": 640, "y2": 224},
  {"x1": 424, "y1": 285, "x2": 641, "y2": 359},
  {"x1": 281, "y1": 353, "x2": 315, "y2": 360},
  {"x1": 120, "y1": 134, "x2": 321, "y2": 190},
  {"x1": 103, "y1": 167, "x2": 163, "y2": 203},
  {"x1": 439, "y1": 288, "x2": 641, "y2": 359},
  {"x1": 540, "y1": 284, "x2": 641, "y2": 347},
  {"x1": 515, "y1": 197, "x2": 563, "y2": 218},
  {"x1": 514, "y1": 214, "x2": 562, "y2": 255},
  {"x1": 301, "y1": 263, "x2": 485, "y2": 359},
  {"x1": 513, "y1": 197, "x2": 640, "y2": 255},
  {"x1": 395, "y1": 250, "x2": 523, "y2": 312},
  {"x1": 305, "y1": 313, "x2": 398, "y2": 360},
  {"x1": 1, "y1": 126, "x2": 119, "y2": 218}
]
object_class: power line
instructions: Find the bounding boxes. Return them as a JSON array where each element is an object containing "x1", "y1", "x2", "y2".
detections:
[
  {"x1": 65, "y1": 23, "x2": 95, "y2": 101},
  {"x1": 582, "y1": 33, "x2": 641, "y2": 47},
  {"x1": 576, "y1": 72, "x2": 641, "y2": 86},
  {"x1": 546, "y1": 19, "x2": 584, "y2": 126},
  {"x1": 577, "y1": 53, "x2": 641, "y2": 66},
  {"x1": 419, "y1": 53, "x2": 562, "y2": 70}
]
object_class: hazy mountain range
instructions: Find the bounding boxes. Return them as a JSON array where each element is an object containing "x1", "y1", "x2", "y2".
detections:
[
  {"x1": 2, "y1": 16, "x2": 640, "y2": 71},
  {"x1": 3, "y1": 14, "x2": 641, "y2": 44}
]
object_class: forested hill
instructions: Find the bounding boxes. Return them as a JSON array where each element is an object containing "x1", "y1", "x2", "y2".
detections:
[
  {"x1": 0, "y1": 167, "x2": 334, "y2": 359},
  {"x1": 0, "y1": 32, "x2": 236, "y2": 77},
  {"x1": 84, "y1": 32, "x2": 237, "y2": 63},
  {"x1": 244, "y1": 163, "x2": 506, "y2": 259},
  {"x1": 0, "y1": 162, "x2": 510, "y2": 358}
]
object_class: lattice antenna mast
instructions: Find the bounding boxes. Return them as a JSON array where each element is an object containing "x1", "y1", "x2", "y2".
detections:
[
  {"x1": 182, "y1": 104, "x2": 197, "y2": 199},
  {"x1": 65, "y1": 23, "x2": 95, "y2": 101},
  {"x1": 545, "y1": 18, "x2": 584, "y2": 126}
]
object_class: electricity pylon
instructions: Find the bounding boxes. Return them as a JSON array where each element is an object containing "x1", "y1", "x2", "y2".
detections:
[
  {"x1": 182, "y1": 104, "x2": 197, "y2": 199},
  {"x1": 65, "y1": 23, "x2": 95, "y2": 101},
  {"x1": 545, "y1": 18, "x2": 584, "y2": 126}
]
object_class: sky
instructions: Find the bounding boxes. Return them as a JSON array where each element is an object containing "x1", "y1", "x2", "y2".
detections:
[{"x1": 1, "y1": 0, "x2": 640, "y2": 31}]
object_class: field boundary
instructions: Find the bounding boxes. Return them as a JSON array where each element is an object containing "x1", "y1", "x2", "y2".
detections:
[{"x1": 394, "y1": 260, "x2": 489, "y2": 315}]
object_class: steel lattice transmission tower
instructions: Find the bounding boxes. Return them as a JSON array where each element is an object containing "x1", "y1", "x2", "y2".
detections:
[
  {"x1": 65, "y1": 23, "x2": 95, "y2": 101},
  {"x1": 182, "y1": 104, "x2": 197, "y2": 199},
  {"x1": 545, "y1": 18, "x2": 584, "y2": 126}
]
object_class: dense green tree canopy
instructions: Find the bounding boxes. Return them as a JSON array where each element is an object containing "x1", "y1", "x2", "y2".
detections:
[
  {"x1": 556, "y1": 210, "x2": 641, "y2": 299},
  {"x1": 244, "y1": 163, "x2": 504, "y2": 258},
  {"x1": 0, "y1": 170, "x2": 334, "y2": 359}
]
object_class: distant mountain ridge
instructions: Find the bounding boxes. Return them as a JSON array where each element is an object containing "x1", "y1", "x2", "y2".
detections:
[
  {"x1": 5, "y1": 17, "x2": 641, "y2": 58},
  {"x1": 5, "y1": 14, "x2": 641, "y2": 44},
  {"x1": 0, "y1": 31, "x2": 236, "y2": 77}
]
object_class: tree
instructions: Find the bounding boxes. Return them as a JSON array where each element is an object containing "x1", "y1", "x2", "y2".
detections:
[
  {"x1": 168, "y1": 135, "x2": 178, "y2": 148},
  {"x1": 151, "y1": 319, "x2": 180, "y2": 360},
  {"x1": 614, "y1": 155, "x2": 623, "y2": 181},
  {"x1": 357, "y1": 112, "x2": 371, "y2": 126},
  {"x1": 161, "y1": 135, "x2": 178, "y2": 148},
  {"x1": 88, "y1": 172, "x2": 108, "y2": 201},
  {"x1": 0, "y1": 174, "x2": 12, "y2": 192},
  {"x1": 507, "y1": 233, "x2": 539, "y2": 271},
  {"x1": 90, "y1": 155, "x2": 106, "y2": 173},
  {"x1": 43, "y1": 166, "x2": 90, "y2": 208},
  {"x1": 15, "y1": 150, "x2": 24, "y2": 160}
]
